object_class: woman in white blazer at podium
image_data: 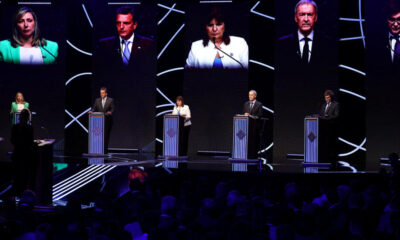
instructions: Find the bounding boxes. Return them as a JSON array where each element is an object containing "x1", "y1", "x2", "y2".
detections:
[
  {"x1": 185, "y1": 7, "x2": 248, "y2": 69},
  {"x1": 172, "y1": 96, "x2": 191, "y2": 156}
]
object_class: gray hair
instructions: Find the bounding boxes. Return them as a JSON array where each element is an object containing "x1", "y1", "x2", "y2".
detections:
[
  {"x1": 249, "y1": 90, "x2": 257, "y2": 96},
  {"x1": 294, "y1": 0, "x2": 318, "y2": 14}
]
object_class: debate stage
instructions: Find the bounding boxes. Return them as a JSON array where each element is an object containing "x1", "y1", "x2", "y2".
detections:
[{"x1": 46, "y1": 152, "x2": 383, "y2": 206}]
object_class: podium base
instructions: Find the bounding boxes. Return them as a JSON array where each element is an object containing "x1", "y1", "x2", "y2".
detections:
[{"x1": 228, "y1": 158, "x2": 260, "y2": 172}]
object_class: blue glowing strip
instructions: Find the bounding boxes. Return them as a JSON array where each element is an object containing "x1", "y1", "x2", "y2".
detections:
[
  {"x1": 250, "y1": 59, "x2": 275, "y2": 70},
  {"x1": 158, "y1": 24, "x2": 185, "y2": 59},
  {"x1": 156, "y1": 88, "x2": 175, "y2": 104},
  {"x1": 66, "y1": 40, "x2": 92, "y2": 56},
  {"x1": 53, "y1": 166, "x2": 117, "y2": 201},
  {"x1": 156, "y1": 103, "x2": 175, "y2": 109},
  {"x1": 53, "y1": 165, "x2": 96, "y2": 189},
  {"x1": 340, "y1": 36, "x2": 364, "y2": 41},
  {"x1": 339, "y1": 64, "x2": 366, "y2": 76},
  {"x1": 82, "y1": 4, "x2": 93, "y2": 28},
  {"x1": 53, "y1": 166, "x2": 111, "y2": 198},
  {"x1": 53, "y1": 165, "x2": 107, "y2": 194},
  {"x1": 158, "y1": 3, "x2": 176, "y2": 25},
  {"x1": 339, "y1": 88, "x2": 366, "y2": 100},
  {"x1": 65, "y1": 72, "x2": 92, "y2": 86},
  {"x1": 250, "y1": 1, "x2": 275, "y2": 20},
  {"x1": 157, "y1": 3, "x2": 185, "y2": 14},
  {"x1": 157, "y1": 67, "x2": 184, "y2": 77}
]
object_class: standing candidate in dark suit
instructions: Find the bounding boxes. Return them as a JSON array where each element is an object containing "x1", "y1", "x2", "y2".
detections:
[
  {"x1": 319, "y1": 90, "x2": 339, "y2": 120},
  {"x1": 243, "y1": 90, "x2": 263, "y2": 119},
  {"x1": 93, "y1": 6, "x2": 156, "y2": 149},
  {"x1": 274, "y1": 0, "x2": 338, "y2": 161},
  {"x1": 319, "y1": 90, "x2": 340, "y2": 167},
  {"x1": 243, "y1": 90, "x2": 264, "y2": 157},
  {"x1": 89, "y1": 87, "x2": 115, "y2": 153}
]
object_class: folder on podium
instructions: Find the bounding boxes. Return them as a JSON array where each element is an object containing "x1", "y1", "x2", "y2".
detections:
[
  {"x1": 304, "y1": 116, "x2": 331, "y2": 165},
  {"x1": 88, "y1": 112, "x2": 105, "y2": 155}
]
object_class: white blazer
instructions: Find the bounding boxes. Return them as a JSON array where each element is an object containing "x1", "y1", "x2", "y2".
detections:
[
  {"x1": 185, "y1": 36, "x2": 249, "y2": 69},
  {"x1": 172, "y1": 105, "x2": 192, "y2": 126}
]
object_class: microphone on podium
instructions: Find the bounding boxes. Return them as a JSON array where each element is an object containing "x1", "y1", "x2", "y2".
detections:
[{"x1": 212, "y1": 37, "x2": 245, "y2": 69}]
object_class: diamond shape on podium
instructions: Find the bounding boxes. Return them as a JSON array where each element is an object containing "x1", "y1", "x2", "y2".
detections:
[
  {"x1": 167, "y1": 128, "x2": 176, "y2": 138},
  {"x1": 92, "y1": 127, "x2": 101, "y2": 136},
  {"x1": 308, "y1": 132, "x2": 316, "y2": 142},
  {"x1": 236, "y1": 130, "x2": 246, "y2": 140}
]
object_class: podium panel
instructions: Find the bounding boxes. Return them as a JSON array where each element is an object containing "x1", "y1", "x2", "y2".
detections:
[
  {"x1": 13, "y1": 111, "x2": 32, "y2": 125},
  {"x1": 304, "y1": 117, "x2": 331, "y2": 163},
  {"x1": 163, "y1": 114, "x2": 184, "y2": 157},
  {"x1": 304, "y1": 117, "x2": 319, "y2": 163},
  {"x1": 232, "y1": 115, "x2": 256, "y2": 159},
  {"x1": 89, "y1": 113, "x2": 104, "y2": 155}
]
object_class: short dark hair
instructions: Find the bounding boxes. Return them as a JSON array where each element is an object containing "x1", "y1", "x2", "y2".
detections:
[
  {"x1": 324, "y1": 90, "x2": 334, "y2": 97},
  {"x1": 384, "y1": 0, "x2": 400, "y2": 19},
  {"x1": 176, "y1": 96, "x2": 184, "y2": 106},
  {"x1": 116, "y1": 6, "x2": 137, "y2": 22},
  {"x1": 202, "y1": 6, "x2": 230, "y2": 47},
  {"x1": 100, "y1": 87, "x2": 107, "y2": 93}
]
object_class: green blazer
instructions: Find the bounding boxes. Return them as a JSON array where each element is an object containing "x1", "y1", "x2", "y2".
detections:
[
  {"x1": 10, "y1": 102, "x2": 29, "y2": 125},
  {"x1": 0, "y1": 39, "x2": 58, "y2": 64}
]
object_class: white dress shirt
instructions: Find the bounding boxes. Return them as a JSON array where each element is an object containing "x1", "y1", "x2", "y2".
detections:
[
  {"x1": 119, "y1": 33, "x2": 134, "y2": 60},
  {"x1": 185, "y1": 36, "x2": 249, "y2": 69},
  {"x1": 298, "y1": 30, "x2": 314, "y2": 63},
  {"x1": 102, "y1": 97, "x2": 107, "y2": 109},
  {"x1": 389, "y1": 32, "x2": 399, "y2": 62},
  {"x1": 20, "y1": 46, "x2": 43, "y2": 65},
  {"x1": 17, "y1": 103, "x2": 25, "y2": 111},
  {"x1": 172, "y1": 105, "x2": 192, "y2": 126}
]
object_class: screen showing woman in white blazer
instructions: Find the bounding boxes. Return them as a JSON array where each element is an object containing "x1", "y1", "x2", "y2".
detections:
[{"x1": 185, "y1": 6, "x2": 248, "y2": 69}]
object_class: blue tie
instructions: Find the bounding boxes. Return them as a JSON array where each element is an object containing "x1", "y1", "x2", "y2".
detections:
[{"x1": 123, "y1": 40, "x2": 130, "y2": 65}]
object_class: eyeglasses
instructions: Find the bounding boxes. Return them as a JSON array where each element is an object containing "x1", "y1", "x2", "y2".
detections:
[{"x1": 388, "y1": 17, "x2": 400, "y2": 24}]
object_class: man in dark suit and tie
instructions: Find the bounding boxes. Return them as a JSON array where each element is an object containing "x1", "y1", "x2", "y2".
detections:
[
  {"x1": 96, "y1": 6, "x2": 154, "y2": 69},
  {"x1": 89, "y1": 87, "x2": 115, "y2": 153},
  {"x1": 274, "y1": 0, "x2": 338, "y2": 162},
  {"x1": 243, "y1": 90, "x2": 263, "y2": 119},
  {"x1": 243, "y1": 90, "x2": 263, "y2": 158},
  {"x1": 319, "y1": 90, "x2": 339, "y2": 120},
  {"x1": 93, "y1": 6, "x2": 156, "y2": 150},
  {"x1": 319, "y1": 90, "x2": 339, "y2": 168}
]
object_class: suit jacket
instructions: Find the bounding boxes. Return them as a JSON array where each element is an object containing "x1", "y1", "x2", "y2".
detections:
[
  {"x1": 319, "y1": 101, "x2": 339, "y2": 120},
  {"x1": 92, "y1": 97, "x2": 115, "y2": 116},
  {"x1": 243, "y1": 100, "x2": 263, "y2": 118},
  {"x1": 0, "y1": 39, "x2": 58, "y2": 65},
  {"x1": 96, "y1": 34, "x2": 154, "y2": 68}
]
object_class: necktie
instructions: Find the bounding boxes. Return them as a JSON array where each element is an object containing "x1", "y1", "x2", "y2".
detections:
[
  {"x1": 250, "y1": 102, "x2": 254, "y2": 110},
  {"x1": 123, "y1": 40, "x2": 131, "y2": 65},
  {"x1": 302, "y1": 37, "x2": 309, "y2": 64},
  {"x1": 394, "y1": 36, "x2": 400, "y2": 64},
  {"x1": 325, "y1": 103, "x2": 330, "y2": 114},
  {"x1": 102, "y1": 99, "x2": 105, "y2": 109}
]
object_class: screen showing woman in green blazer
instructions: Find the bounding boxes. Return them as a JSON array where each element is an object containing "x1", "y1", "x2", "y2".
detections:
[{"x1": 0, "y1": 7, "x2": 58, "y2": 65}]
